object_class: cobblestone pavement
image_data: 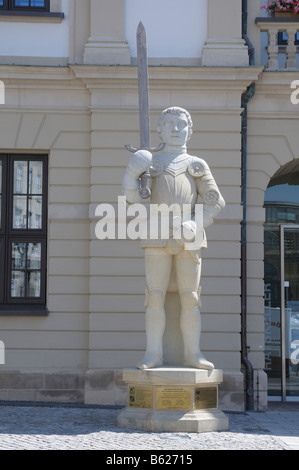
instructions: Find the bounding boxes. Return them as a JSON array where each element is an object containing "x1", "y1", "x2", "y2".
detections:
[{"x1": 0, "y1": 403, "x2": 298, "y2": 451}]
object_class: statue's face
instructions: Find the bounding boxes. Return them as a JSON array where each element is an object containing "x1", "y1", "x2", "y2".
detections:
[{"x1": 161, "y1": 113, "x2": 190, "y2": 146}]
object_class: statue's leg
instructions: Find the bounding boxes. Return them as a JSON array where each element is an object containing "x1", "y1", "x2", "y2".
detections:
[
  {"x1": 136, "y1": 247, "x2": 172, "y2": 370},
  {"x1": 175, "y1": 251, "x2": 214, "y2": 370}
]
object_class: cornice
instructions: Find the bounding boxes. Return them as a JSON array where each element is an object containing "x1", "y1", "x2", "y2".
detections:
[
  {"x1": 70, "y1": 65, "x2": 264, "y2": 84},
  {"x1": 0, "y1": 65, "x2": 265, "y2": 96},
  {"x1": 0, "y1": 65, "x2": 75, "y2": 82},
  {"x1": 0, "y1": 64, "x2": 264, "y2": 82},
  {"x1": 5, "y1": 64, "x2": 294, "y2": 107},
  {"x1": 257, "y1": 70, "x2": 299, "y2": 86}
]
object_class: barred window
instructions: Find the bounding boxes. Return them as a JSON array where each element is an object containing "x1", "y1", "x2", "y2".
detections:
[{"x1": 0, "y1": 155, "x2": 48, "y2": 315}]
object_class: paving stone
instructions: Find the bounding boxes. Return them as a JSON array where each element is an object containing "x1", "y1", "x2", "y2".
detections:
[{"x1": 0, "y1": 403, "x2": 296, "y2": 451}]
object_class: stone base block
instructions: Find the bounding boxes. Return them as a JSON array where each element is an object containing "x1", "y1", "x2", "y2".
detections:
[
  {"x1": 83, "y1": 36, "x2": 131, "y2": 65},
  {"x1": 118, "y1": 408, "x2": 228, "y2": 433},
  {"x1": 117, "y1": 367, "x2": 229, "y2": 433},
  {"x1": 202, "y1": 38, "x2": 249, "y2": 66}
]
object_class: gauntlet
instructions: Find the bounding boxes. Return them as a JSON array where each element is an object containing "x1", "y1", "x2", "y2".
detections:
[{"x1": 122, "y1": 150, "x2": 152, "y2": 190}]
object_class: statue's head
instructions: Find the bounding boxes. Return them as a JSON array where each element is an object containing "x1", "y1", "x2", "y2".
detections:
[{"x1": 157, "y1": 107, "x2": 193, "y2": 145}]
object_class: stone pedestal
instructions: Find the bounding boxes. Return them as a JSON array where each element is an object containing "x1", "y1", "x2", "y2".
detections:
[
  {"x1": 117, "y1": 367, "x2": 229, "y2": 433},
  {"x1": 83, "y1": 37, "x2": 130, "y2": 65}
]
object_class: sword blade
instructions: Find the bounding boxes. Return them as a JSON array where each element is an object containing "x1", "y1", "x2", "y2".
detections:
[{"x1": 137, "y1": 22, "x2": 151, "y2": 150}]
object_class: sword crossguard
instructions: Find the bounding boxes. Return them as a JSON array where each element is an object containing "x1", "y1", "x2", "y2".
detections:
[{"x1": 124, "y1": 143, "x2": 165, "y2": 153}]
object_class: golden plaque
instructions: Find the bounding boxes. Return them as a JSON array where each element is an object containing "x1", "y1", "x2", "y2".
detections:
[
  {"x1": 128, "y1": 385, "x2": 153, "y2": 409},
  {"x1": 195, "y1": 387, "x2": 217, "y2": 410},
  {"x1": 156, "y1": 387, "x2": 192, "y2": 410}
]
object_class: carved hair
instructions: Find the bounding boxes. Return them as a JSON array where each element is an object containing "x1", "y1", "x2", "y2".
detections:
[{"x1": 157, "y1": 106, "x2": 193, "y2": 140}]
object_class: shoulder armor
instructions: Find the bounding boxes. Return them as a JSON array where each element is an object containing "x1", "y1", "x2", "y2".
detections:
[
  {"x1": 204, "y1": 189, "x2": 220, "y2": 205},
  {"x1": 187, "y1": 161, "x2": 205, "y2": 178},
  {"x1": 149, "y1": 160, "x2": 164, "y2": 176}
]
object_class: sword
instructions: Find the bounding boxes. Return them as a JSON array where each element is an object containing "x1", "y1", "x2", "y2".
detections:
[{"x1": 125, "y1": 22, "x2": 165, "y2": 199}]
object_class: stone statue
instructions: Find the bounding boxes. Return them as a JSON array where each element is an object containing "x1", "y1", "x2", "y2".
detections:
[{"x1": 122, "y1": 106, "x2": 225, "y2": 370}]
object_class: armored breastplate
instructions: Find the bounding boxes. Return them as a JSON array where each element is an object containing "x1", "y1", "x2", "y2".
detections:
[{"x1": 148, "y1": 155, "x2": 205, "y2": 208}]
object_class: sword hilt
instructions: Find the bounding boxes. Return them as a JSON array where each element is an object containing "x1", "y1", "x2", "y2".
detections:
[{"x1": 139, "y1": 170, "x2": 151, "y2": 199}]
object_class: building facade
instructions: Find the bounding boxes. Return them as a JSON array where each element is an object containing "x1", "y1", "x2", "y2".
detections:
[{"x1": 0, "y1": 0, "x2": 298, "y2": 411}]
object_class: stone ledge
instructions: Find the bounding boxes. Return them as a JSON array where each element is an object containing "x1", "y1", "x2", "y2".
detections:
[
  {"x1": 0, "y1": 371, "x2": 85, "y2": 404},
  {"x1": 0, "y1": 371, "x2": 84, "y2": 390},
  {"x1": 0, "y1": 11, "x2": 64, "y2": 23},
  {"x1": 256, "y1": 16, "x2": 299, "y2": 23},
  {"x1": 0, "y1": 389, "x2": 84, "y2": 403},
  {"x1": 0, "y1": 369, "x2": 248, "y2": 410},
  {"x1": 123, "y1": 367, "x2": 223, "y2": 386}
]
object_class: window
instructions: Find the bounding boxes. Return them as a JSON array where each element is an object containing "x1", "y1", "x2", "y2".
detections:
[
  {"x1": 0, "y1": 155, "x2": 48, "y2": 315},
  {"x1": 0, "y1": 0, "x2": 50, "y2": 11},
  {"x1": 278, "y1": 32, "x2": 299, "y2": 46}
]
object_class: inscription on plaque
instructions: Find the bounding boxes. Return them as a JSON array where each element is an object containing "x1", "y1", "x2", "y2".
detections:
[
  {"x1": 128, "y1": 385, "x2": 153, "y2": 409},
  {"x1": 195, "y1": 387, "x2": 217, "y2": 410},
  {"x1": 156, "y1": 387, "x2": 192, "y2": 410}
]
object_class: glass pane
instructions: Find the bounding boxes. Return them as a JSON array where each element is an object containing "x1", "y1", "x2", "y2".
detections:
[
  {"x1": 27, "y1": 271, "x2": 41, "y2": 297},
  {"x1": 0, "y1": 0, "x2": 4, "y2": 6},
  {"x1": 14, "y1": 0, "x2": 46, "y2": 6},
  {"x1": 28, "y1": 196, "x2": 42, "y2": 229},
  {"x1": 29, "y1": 161, "x2": 43, "y2": 194},
  {"x1": 284, "y1": 229, "x2": 299, "y2": 398},
  {"x1": 12, "y1": 242, "x2": 27, "y2": 269},
  {"x1": 27, "y1": 242, "x2": 41, "y2": 270},
  {"x1": 13, "y1": 195, "x2": 27, "y2": 229},
  {"x1": 14, "y1": 161, "x2": 28, "y2": 194},
  {"x1": 11, "y1": 242, "x2": 42, "y2": 298},
  {"x1": 11, "y1": 271, "x2": 25, "y2": 298},
  {"x1": 264, "y1": 228, "x2": 282, "y2": 397},
  {"x1": 14, "y1": 0, "x2": 30, "y2": 6},
  {"x1": 31, "y1": 0, "x2": 45, "y2": 6}
]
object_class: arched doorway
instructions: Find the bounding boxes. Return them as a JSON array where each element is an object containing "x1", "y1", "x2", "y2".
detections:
[{"x1": 264, "y1": 160, "x2": 299, "y2": 402}]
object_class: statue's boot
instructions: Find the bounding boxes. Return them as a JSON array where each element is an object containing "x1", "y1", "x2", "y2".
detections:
[
  {"x1": 183, "y1": 351, "x2": 214, "y2": 370},
  {"x1": 136, "y1": 352, "x2": 163, "y2": 370}
]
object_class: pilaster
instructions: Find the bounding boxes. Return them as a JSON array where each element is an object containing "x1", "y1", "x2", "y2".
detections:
[
  {"x1": 202, "y1": 0, "x2": 249, "y2": 66},
  {"x1": 83, "y1": 0, "x2": 130, "y2": 65}
]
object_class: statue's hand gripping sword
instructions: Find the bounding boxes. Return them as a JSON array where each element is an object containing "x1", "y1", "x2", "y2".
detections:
[{"x1": 125, "y1": 22, "x2": 165, "y2": 199}]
